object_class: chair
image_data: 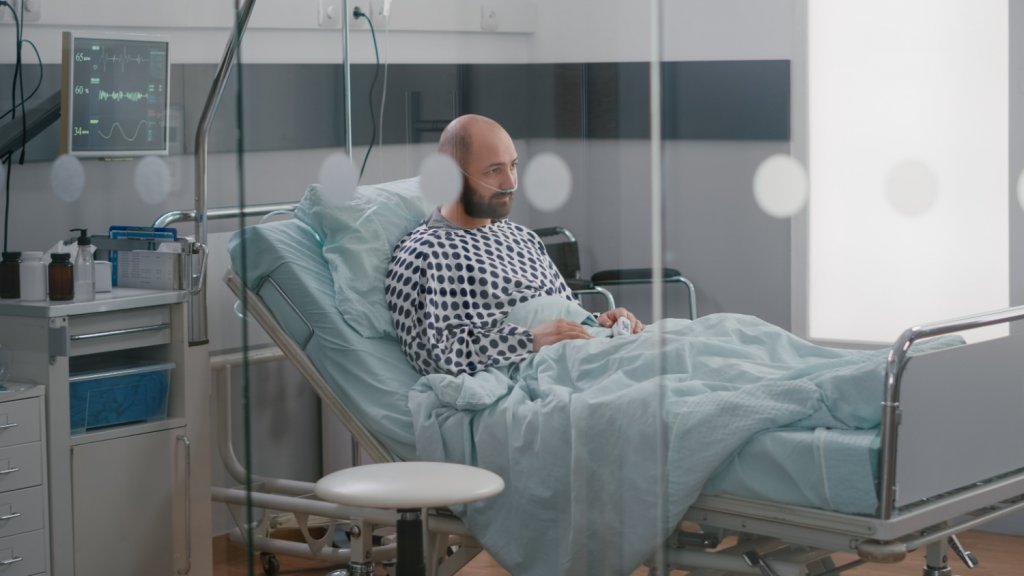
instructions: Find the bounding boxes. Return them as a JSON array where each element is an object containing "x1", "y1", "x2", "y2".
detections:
[
  {"x1": 533, "y1": 227, "x2": 616, "y2": 311},
  {"x1": 534, "y1": 226, "x2": 697, "y2": 320}
]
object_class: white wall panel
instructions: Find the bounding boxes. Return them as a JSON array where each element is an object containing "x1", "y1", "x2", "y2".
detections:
[{"x1": 808, "y1": 0, "x2": 1008, "y2": 343}]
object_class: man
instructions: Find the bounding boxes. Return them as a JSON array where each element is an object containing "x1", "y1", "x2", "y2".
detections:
[{"x1": 386, "y1": 114, "x2": 643, "y2": 376}]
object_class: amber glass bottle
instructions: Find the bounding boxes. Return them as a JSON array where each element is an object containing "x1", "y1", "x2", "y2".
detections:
[
  {"x1": 0, "y1": 252, "x2": 21, "y2": 299},
  {"x1": 48, "y1": 253, "x2": 74, "y2": 301}
]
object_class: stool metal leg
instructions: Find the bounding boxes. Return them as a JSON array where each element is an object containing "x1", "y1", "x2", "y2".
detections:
[
  {"x1": 397, "y1": 509, "x2": 426, "y2": 576},
  {"x1": 344, "y1": 518, "x2": 375, "y2": 576}
]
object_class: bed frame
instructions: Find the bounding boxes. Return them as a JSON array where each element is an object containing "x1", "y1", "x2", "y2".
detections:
[
  {"x1": 218, "y1": 262, "x2": 1024, "y2": 576},
  {"x1": 214, "y1": 269, "x2": 484, "y2": 576},
  {"x1": 674, "y1": 307, "x2": 1024, "y2": 576}
]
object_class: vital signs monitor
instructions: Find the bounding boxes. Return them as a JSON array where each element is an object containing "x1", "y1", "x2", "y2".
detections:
[{"x1": 60, "y1": 32, "x2": 170, "y2": 157}]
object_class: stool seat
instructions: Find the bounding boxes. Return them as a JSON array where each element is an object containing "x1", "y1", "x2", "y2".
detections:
[{"x1": 315, "y1": 461, "x2": 505, "y2": 510}]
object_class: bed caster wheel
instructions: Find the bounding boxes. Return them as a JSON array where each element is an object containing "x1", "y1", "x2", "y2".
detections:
[
  {"x1": 381, "y1": 559, "x2": 397, "y2": 576},
  {"x1": 260, "y1": 551, "x2": 280, "y2": 576}
]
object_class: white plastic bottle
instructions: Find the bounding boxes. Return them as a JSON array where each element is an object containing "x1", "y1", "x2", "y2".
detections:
[
  {"x1": 18, "y1": 251, "x2": 46, "y2": 301},
  {"x1": 72, "y1": 229, "x2": 95, "y2": 302}
]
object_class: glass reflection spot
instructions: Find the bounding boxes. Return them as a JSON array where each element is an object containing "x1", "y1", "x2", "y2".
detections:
[
  {"x1": 418, "y1": 154, "x2": 461, "y2": 207},
  {"x1": 886, "y1": 160, "x2": 938, "y2": 217},
  {"x1": 51, "y1": 154, "x2": 86, "y2": 202},
  {"x1": 524, "y1": 153, "x2": 573, "y2": 213},
  {"x1": 318, "y1": 152, "x2": 358, "y2": 202},
  {"x1": 134, "y1": 156, "x2": 172, "y2": 205},
  {"x1": 753, "y1": 154, "x2": 808, "y2": 218}
]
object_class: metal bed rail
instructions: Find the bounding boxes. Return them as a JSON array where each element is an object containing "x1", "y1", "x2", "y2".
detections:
[
  {"x1": 878, "y1": 304, "x2": 1024, "y2": 519},
  {"x1": 153, "y1": 203, "x2": 297, "y2": 228}
]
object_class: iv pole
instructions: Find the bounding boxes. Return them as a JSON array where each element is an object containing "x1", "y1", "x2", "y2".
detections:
[{"x1": 189, "y1": 0, "x2": 353, "y2": 345}]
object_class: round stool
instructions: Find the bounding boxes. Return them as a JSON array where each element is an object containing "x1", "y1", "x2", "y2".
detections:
[{"x1": 315, "y1": 461, "x2": 505, "y2": 576}]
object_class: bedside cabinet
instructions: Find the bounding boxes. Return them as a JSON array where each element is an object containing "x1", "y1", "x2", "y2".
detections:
[
  {"x1": 0, "y1": 289, "x2": 211, "y2": 576},
  {"x1": 0, "y1": 387, "x2": 49, "y2": 576}
]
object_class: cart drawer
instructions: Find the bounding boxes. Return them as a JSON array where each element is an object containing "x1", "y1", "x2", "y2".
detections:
[
  {"x1": 0, "y1": 445, "x2": 40, "y2": 494},
  {"x1": 69, "y1": 306, "x2": 171, "y2": 356},
  {"x1": 0, "y1": 529, "x2": 46, "y2": 576},
  {"x1": 0, "y1": 400, "x2": 40, "y2": 450},
  {"x1": 0, "y1": 487, "x2": 44, "y2": 540}
]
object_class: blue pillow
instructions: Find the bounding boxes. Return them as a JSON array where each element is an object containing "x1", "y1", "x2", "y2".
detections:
[{"x1": 293, "y1": 177, "x2": 429, "y2": 338}]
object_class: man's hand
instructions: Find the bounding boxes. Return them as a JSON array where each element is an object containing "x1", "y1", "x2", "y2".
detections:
[
  {"x1": 596, "y1": 307, "x2": 645, "y2": 334},
  {"x1": 529, "y1": 319, "x2": 592, "y2": 352}
]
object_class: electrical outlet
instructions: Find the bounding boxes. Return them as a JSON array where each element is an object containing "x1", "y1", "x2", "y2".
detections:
[
  {"x1": 318, "y1": 0, "x2": 342, "y2": 28},
  {"x1": 8, "y1": 0, "x2": 42, "y2": 23},
  {"x1": 481, "y1": 3, "x2": 499, "y2": 32},
  {"x1": 352, "y1": 0, "x2": 388, "y2": 28}
]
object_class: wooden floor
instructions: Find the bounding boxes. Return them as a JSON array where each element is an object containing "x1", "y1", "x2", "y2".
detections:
[{"x1": 213, "y1": 528, "x2": 1024, "y2": 575}]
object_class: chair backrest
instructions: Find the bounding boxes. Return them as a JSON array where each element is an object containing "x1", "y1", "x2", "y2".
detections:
[{"x1": 534, "y1": 227, "x2": 582, "y2": 281}]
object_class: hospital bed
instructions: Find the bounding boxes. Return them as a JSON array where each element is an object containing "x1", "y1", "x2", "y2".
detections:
[{"x1": 217, "y1": 178, "x2": 1024, "y2": 576}]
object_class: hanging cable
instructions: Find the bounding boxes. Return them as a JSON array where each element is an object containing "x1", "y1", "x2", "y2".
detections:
[
  {"x1": 15, "y1": 0, "x2": 26, "y2": 164},
  {"x1": 352, "y1": 7, "x2": 381, "y2": 181},
  {"x1": 2, "y1": 0, "x2": 23, "y2": 253},
  {"x1": 377, "y1": 11, "x2": 390, "y2": 179},
  {"x1": 0, "y1": 38, "x2": 41, "y2": 123}
]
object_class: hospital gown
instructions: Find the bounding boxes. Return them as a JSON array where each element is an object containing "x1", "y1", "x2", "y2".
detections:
[{"x1": 386, "y1": 209, "x2": 576, "y2": 375}]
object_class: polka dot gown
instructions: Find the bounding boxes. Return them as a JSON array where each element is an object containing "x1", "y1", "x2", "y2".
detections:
[{"x1": 386, "y1": 212, "x2": 576, "y2": 376}]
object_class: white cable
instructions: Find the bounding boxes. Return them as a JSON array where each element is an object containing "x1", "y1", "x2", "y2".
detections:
[{"x1": 377, "y1": 9, "x2": 390, "y2": 182}]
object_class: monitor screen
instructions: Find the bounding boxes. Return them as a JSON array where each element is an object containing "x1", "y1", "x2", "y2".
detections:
[{"x1": 60, "y1": 32, "x2": 170, "y2": 157}]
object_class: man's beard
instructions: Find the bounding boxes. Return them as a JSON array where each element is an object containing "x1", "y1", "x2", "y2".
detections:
[{"x1": 460, "y1": 181, "x2": 514, "y2": 220}]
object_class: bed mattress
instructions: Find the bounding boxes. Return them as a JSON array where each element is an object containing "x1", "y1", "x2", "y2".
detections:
[{"x1": 228, "y1": 218, "x2": 879, "y2": 515}]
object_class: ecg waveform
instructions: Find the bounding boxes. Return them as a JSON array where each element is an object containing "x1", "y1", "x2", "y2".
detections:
[
  {"x1": 98, "y1": 90, "x2": 150, "y2": 103},
  {"x1": 98, "y1": 46, "x2": 154, "y2": 73},
  {"x1": 96, "y1": 119, "x2": 160, "y2": 142}
]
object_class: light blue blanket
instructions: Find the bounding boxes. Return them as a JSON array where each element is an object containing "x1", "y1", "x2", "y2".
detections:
[{"x1": 408, "y1": 312, "x2": 959, "y2": 575}]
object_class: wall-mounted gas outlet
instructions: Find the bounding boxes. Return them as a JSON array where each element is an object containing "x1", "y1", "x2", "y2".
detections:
[
  {"x1": 318, "y1": 0, "x2": 342, "y2": 28},
  {"x1": 7, "y1": 0, "x2": 42, "y2": 23}
]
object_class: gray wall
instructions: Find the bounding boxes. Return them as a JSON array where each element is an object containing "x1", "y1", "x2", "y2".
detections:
[{"x1": 522, "y1": 139, "x2": 791, "y2": 326}]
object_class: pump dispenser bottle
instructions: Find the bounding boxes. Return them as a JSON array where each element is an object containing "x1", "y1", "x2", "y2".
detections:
[{"x1": 71, "y1": 228, "x2": 95, "y2": 302}]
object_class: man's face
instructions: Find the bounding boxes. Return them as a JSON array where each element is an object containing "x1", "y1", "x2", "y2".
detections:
[
  {"x1": 459, "y1": 128, "x2": 518, "y2": 220},
  {"x1": 460, "y1": 173, "x2": 516, "y2": 220}
]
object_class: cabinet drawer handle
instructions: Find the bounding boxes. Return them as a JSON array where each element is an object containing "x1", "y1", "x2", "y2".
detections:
[
  {"x1": 0, "y1": 468, "x2": 19, "y2": 475},
  {"x1": 0, "y1": 423, "x2": 17, "y2": 430},
  {"x1": 70, "y1": 322, "x2": 171, "y2": 342},
  {"x1": 0, "y1": 556, "x2": 22, "y2": 566},
  {"x1": 0, "y1": 512, "x2": 21, "y2": 521}
]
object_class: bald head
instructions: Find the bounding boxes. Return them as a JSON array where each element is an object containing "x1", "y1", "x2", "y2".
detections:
[
  {"x1": 438, "y1": 114, "x2": 511, "y2": 168},
  {"x1": 437, "y1": 114, "x2": 519, "y2": 227}
]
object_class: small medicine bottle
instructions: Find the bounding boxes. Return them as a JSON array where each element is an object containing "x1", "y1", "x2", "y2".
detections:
[
  {"x1": 0, "y1": 251, "x2": 21, "y2": 299},
  {"x1": 48, "y1": 253, "x2": 74, "y2": 301},
  {"x1": 71, "y1": 229, "x2": 95, "y2": 302},
  {"x1": 19, "y1": 251, "x2": 46, "y2": 301}
]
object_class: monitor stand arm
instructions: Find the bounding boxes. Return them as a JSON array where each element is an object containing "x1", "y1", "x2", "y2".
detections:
[{"x1": 0, "y1": 89, "x2": 61, "y2": 160}]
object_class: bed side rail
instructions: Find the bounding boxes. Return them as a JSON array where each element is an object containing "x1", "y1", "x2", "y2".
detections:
[{"x1": 879, "y1": 304, "x2": 1024, "y2": 519}]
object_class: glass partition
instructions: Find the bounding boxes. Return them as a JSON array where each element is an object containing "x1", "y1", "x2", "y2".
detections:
[{"x1": 2, "y1": 1, "x2": 1022, "y2": 576}]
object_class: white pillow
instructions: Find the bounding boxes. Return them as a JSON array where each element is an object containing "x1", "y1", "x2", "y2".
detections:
[{"x1": 293, "y1": 177, "x2": 429, "y2": 338}]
